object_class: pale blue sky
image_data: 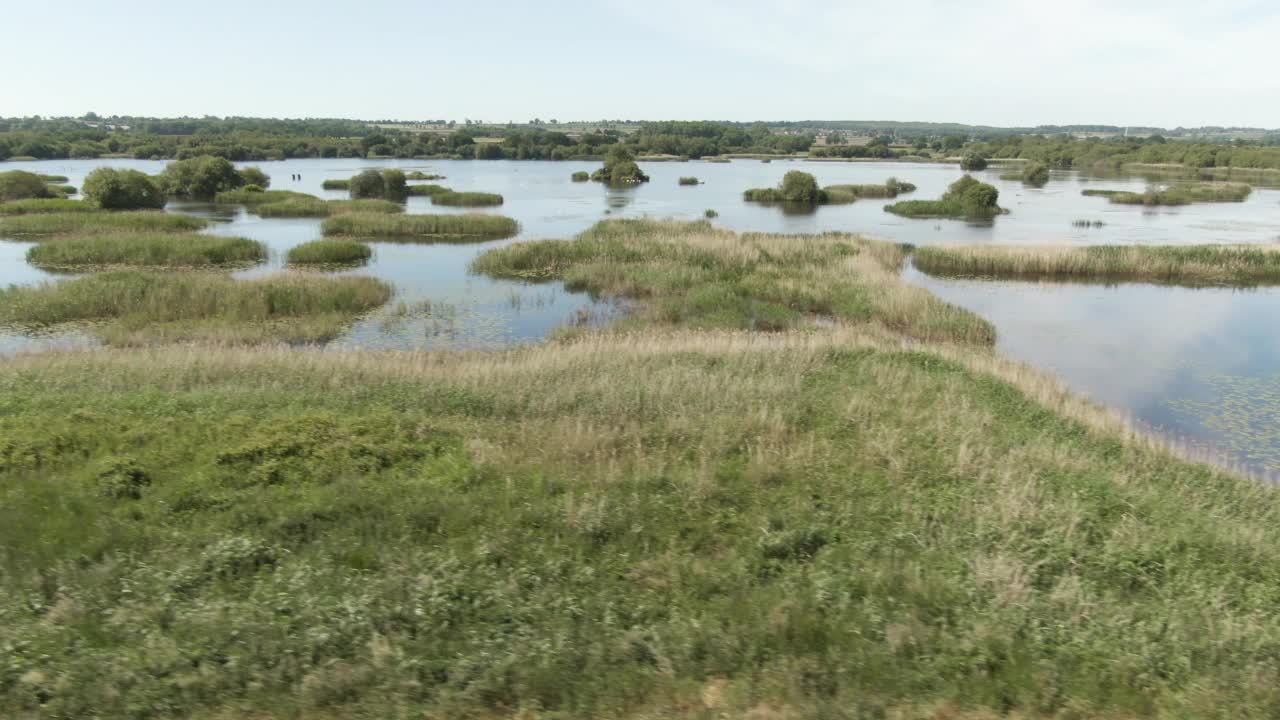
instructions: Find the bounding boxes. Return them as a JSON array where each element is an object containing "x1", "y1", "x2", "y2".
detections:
[{"x1": 4, "y1": 0, "x2": 1277, "y2": 127}]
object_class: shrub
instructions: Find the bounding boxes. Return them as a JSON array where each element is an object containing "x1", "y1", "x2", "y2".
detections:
[
  {"x1": 349, "y1": 170, "x2": 386, "y2": 199},
  {"x1": 161, "y1": 156, "x2": 245, "y2": 199},
  {"x1": 95, "y1": 456, "x2": 151, "y2": 500},
  {"x1": 704, "y1": 208, "x2": 718, "y2": 218},
  {"x1": 744, "y1": 171, "x2": 822, "y2": 203},
  {"x1": 237, "y1": 166, "x2": 271, "y2": 189},
  {"x1": 591, "y1": 146, "x2": 650, "y2": 184},
  {"x1": 381, "y1": 169, "x2": 407, "y2": 198},
  {"x1": 571, "y1": 171, "x2": 590, "y2": 182},
  {"x1": 82, "y1": 168, "x2": 168, "y2": 210},
  {"x1": 0, "y1": 170, "x2": 55, "y2": 201},
  {"x1": 1023, "y1": 162, "x2": 1050, "y2": 186},
  {"x1": 960, "y1": 153, "x2": 988, "y2": 171}
]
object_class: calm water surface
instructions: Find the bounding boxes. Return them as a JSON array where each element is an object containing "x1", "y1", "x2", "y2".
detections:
[{"x1": 3, "y1": 158, "x2": 1280, "y2": 474}]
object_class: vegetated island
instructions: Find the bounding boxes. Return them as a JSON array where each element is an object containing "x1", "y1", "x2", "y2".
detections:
[
  {"x1": 743, "y1": 171, "x2": 915, "y2": 205},
  {"x1": 884, "y1": 175, "x2": 1005, "y2": 219},
  {"x1": 1082, "y1": 182, "x2": 1253, "y2": 206}
]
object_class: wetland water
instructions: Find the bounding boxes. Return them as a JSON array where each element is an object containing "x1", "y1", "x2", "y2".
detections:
[{"x1": 3, "y1": 158, "x2": 1280, "y2": 474}]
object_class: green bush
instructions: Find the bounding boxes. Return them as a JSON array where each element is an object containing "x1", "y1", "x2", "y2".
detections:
[
  {"x1": 0, "y1": 170, "x2": 55, "y2": 201},
  {"x1": 237, "y1": 166, "x2": 271, "y2": 189},
  {"x1": 885, "y1": 175, "x2": 1003, "y2": 219},
  {"x1": 591, "y1": 146, "x2": 650, "y2": 184},
  {"x1": 161, "y1": 156, "x2": 246, "y2": 199},
  {"x1": 744, "y1": 171, "x2": 823, "y2": 203},
  {"x1": 571, "y1": 171, "x2": 590, "y2": 182},
  {"x1": 349, "y1": 170, "x2": 386, "y2": 199},
  {"x1": 960, "y1": 153, "x2": 988, "y2": 171},
  {"x1": 82, "y1": 168, "x2": 167, "y2": 210}
]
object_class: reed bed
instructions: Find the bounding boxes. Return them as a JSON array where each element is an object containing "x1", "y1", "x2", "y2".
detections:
[
  {"x1": 255, "y1": 198, "x2": 404, "y2": 218},
  {"x1": 571, "y1": 171, "x2": 590, "y2": 181},
  {"x1": 322, "y1": 212, "x2": 518, "y2": 241},
  {"x1": 26, "y1": 233, "x2": 266, "y2": 270},
  {"x1": 429, "y1": 190, "x2": 504, "y2": 207},
  {"x1": 0, "y1": 198, "x2": 96, "y2": 215},
  {"x1": 0, "y1": 210, "x2": 207, "y2": 236},
  {"x1": 0, "y1": 271, "x2": 392, "y2": 345},
  {"x1": 405, "y1": 171, "x2": 445, "y2": 180},
  {"x1": 286, "y1": 238, "x2": 373, "y2": 266},
  {"x1": 403, "y1": 183, "x2": 449, "y2": 197},
  {"x1": 214, "y1": 189, "x2": 317, "y2": 205},
  {"x1": 321, "y1": 179, "x2": 350, "y2": 190},
  {"x1": 913, "y1": 243, "x2": 1280, "y2": 286},
  {"x1": 472, "y1": 218, "x2": 993, "y2": 344},
  {"x1": 678, "y1": 176, "x2": 700, "y2": 185}
]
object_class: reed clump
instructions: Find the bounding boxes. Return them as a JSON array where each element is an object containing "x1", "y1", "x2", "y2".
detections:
[
  {"x1": 322, "y1": 212, "x2": 519, "y2": 241},
  {"x1": 214, "y1": 189, "x2": 317, "y2": 206},
  {"x1": 0, "y1": 211, "x2": 207, "y2": 236},
  {"x1": 913, "y1": 243, "x2": 1280, "y2": 286},
  {"x1": 405, "y1": 171, "x2": 445, "y2": 180},
  {"x1": 0, "y1": 271, "x2": 392, "y2": 345},
  {"x1": 321, "y1": 179, "x2": 350, "y2": 190},
  {"x1": 571, "y1": 171, "x2": 590, "y2": 182},
  {"x1": 404, "y1": 184, "x2": 449, "y2": 197},
  {"x1": 430, "y1": 190, "x2": 504, "y2": 207},
  {"x1": 821, "y1": 178, "x2": 917, "y2": 203},
  {"x1": 255, "y1": 198, "x2": 404, "y2": 218},
  {"x1": 678, "y1": 176, "x2": 700, "y2": 185},
  {"x1": 26, "y1": 233, "x2": 266, "y2": 270},
  {"x1": 286, "y1": 238, "x2": 372, "y2": 266}
]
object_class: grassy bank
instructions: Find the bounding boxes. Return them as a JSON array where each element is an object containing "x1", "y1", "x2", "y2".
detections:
[
  {"x1": 0, "y1": 211, "x2": 208, "y2": 236},
  {"x1": 430, "y1": 190, "x2": 504, "y2": 207},
  {"x1": 0, "y1": 198, "x2": 96, "y2": 215},
  {"x1": 0, "y1": 271, "x2": 391, "y2": 345},
  {"x1": 26, "y1": 233, "x2": 266, "y2": 271},
  {"x1": 256, "y1": 198, "x2": 404, "y2": 218},
  {"x1": 472, "y1": 218, "x2": 992, "y2": 343},
  {"x1": 2, "y1": 319, "x2": 1277, "y2": 716},
  {"x1": 323, "y1": 212, "x2": 519, "y2": 241},
  {"x1": 286, "y1": 238, "x2": 373, "y2": 266},
  {"x1": 913, "y1": 244, "x2": 1280, "y2": 286},
  {"x1": 822, "y1": 178, "x2": 917, "y2": 203}
]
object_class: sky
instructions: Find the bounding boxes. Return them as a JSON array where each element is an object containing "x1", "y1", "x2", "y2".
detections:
[{"x1": 4, "y1": 0, "x2": 1278, "y2": 128}]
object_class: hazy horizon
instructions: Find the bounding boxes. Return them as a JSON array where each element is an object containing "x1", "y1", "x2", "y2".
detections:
[{"x1": 3, "y1": 0, "x2": 1277, "y2": 128}]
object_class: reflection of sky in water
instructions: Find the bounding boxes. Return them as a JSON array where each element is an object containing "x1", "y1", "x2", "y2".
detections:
[
  {"x1": 3, "y1": 158, "x2": 1280, "y2": 473},
  {"x1": 908, "y1": 266, "x2": 1280, "y2": 476}
]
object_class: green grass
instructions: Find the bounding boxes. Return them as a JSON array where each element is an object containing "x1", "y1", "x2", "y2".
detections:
[
  {"x1": 472, "y1": 218, "x2": 992, "y2": 343},
  {"x1": 255, "y1": 198, "x2": 404, "y2": 218},
  {"x1": 36, "y1": 173, "x2": 69, "y2": 182},
  {"x1": 913, "y1": 244, "x2": 1280, "y2": 286},
  {"x1": 0, "y1": 198, "x2": 96, "y2": 215},
  {"x1": 322, "y1": 212, "x2": 519, "y2": 241},
  {"x1": 0, "y1": 211, "x2": 208, "y2": 236},
  {"x1": 430, "y1": 190, "x2": 504, "y2": 207},
  {"x1": 0, "y1": 271, "x2": 391, "y2": 345},
  {"x1": 286, "y1": 238, "x2": 373, "y2": 266},
  {"x1": 321, "y1": 179, "x2": 350, "y2": 190},
  {"x1": 214, "y1": 189, "x2": 317, "y2": 206},
  {"x1": 26, "y1": 233, "x2": 267, "y2": 270},
  {"x1": 0, "y1": 313, "x2": 1275, "y2": 716}
]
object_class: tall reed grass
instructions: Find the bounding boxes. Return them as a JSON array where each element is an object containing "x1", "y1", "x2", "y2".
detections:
[
  {"x1": 0, "y1": 211, "x2": 207, "y2": 236},
  {"x1": 322, "y1": 212, "x2": 518, "y2": 241},
  {"x1": 26, "y1": 233, "x2": 266, "y2": 270}
]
